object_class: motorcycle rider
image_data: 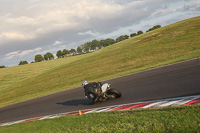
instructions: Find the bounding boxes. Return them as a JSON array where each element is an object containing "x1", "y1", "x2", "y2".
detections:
[{"x1": 82, "y1": 80, "x2": 103, "y2": 103}]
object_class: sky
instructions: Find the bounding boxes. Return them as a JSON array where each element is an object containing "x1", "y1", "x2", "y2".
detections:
[{"x1": 0, "y1": 0, "x2": 200, "y2": 67}]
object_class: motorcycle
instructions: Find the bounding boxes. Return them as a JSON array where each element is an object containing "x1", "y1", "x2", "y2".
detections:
[{"x1": 87, "y1": 83, "x2": 122, "y2": 103}]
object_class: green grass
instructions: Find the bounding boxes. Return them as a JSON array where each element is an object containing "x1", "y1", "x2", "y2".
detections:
[
  {"x1": 0, "y1": 105, "x2": 200, "y2": 133},
  {"x1": 0, "y1": 16, "x2": 200, "y2": 107}
]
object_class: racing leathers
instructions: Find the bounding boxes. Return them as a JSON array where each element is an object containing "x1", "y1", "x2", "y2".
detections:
[{"x1": 83, "y1": 82, "x2": 102, "y2": 102}]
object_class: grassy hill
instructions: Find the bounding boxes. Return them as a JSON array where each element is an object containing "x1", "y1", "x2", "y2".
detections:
[{"x1": 0, "y1": 16, "x2": 200, "y2": 107}]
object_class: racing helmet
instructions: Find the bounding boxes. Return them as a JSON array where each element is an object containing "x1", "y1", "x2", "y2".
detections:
[{"x1": 82, "y1": 80, "x2": 88, "y2": 87}]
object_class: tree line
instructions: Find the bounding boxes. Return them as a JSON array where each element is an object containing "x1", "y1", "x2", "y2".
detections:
[
  {"x1": 0, "y1": 25, "x2": 161, "y2": 67},
  {"x1": 0, "y1": 65, "x2": 5, "y2": 69}
]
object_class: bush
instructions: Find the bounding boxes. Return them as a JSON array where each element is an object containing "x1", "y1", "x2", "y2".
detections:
[
  {"x1": 19, "y1": 61, "x2": 28, "y2": 65},
  {"x1": 146, "y1": 25, "x2": 161, "y2": 32},
  {"x1": 0, "y1": 65, "x2": 6, "y2": 68}
]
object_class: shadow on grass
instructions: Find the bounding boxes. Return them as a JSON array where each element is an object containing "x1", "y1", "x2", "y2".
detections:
[{"x1": 56, "y1": 99, "x2": 93, "y2": 106}]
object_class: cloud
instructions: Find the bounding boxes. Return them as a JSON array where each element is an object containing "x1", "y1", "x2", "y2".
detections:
[
  {"x1": 0, "y1": 0, "x2": 199, "y2": 66},
  {"x1": 151, "y1": 0, "x2": 200, "y2": 17},
  {"x1": 4, "y1": 51, "x2": 20, "y2": 60},
  {"x1": 0, "y1": 1, "x2": 153, "y2": 42},
  {"x1": 52, "y1": 41, "x2": 62, "y2": 46},
  {"x1": 180, "y1": 0, "x2": 200, "y2": 12},
  {"x1": 0, "y1": 32, "x2": 35, "y2": 42},
  {"x1": 4, "y1": 48, "x2": 42, "y2": 60}
]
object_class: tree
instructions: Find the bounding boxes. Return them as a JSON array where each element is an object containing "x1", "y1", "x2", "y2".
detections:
[
  {"x1": 130, "y1": 33, "x2": 137, "y2": 37},
  {"x1": 153, "y1": 25, "x2": 161, "y2": 29},
  {"x1": 116, "y1": 35, "x2": 129, "y2": 43},
  {"x1": 19, "y1": 61, "x2": 28, "y2": 65},
  {"x1": 44, "y1": 52, "x2": 54, "y2": 60},
  {"x1": 70, "y1": 49, "x2": 76, "y2": 55},
  {"x1": 90, "y1": 39, "x2": 100, "y2": 50},
  {"x1": 0, "y1": 65, "x2": 5, "y2": 68},
  {"x1": 56, "y1": 50, "x2": 63, "y2": 58},
  {"x1": 137, "y1": 30, "x2": 143, "y2": 35},
  {"x1": 82, "y1": 42, "x2": 90, "y2": 53},
  {"x1": 34, "y1": 54, "x2": 44, "y2": 62},
  {"x1": 77, "y1": 46, "x2": 82, "y2": 54},
  {"x1": 62, "y1": 49, "x2": 70, "y2": 57},
  {"x1": 146, "y1": 25, "x2": 161, "y2": 32},
  {"x1": 44, "y1": 54, "x2": 48, "y2": 60},
  {"x1": 100, "y1": 38, "x2": 115, "y2": 47}
]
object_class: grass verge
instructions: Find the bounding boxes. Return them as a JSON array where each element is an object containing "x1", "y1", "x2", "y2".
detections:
[{"x1": 0, "y1": 105, "x2": 200, "y2": 133}]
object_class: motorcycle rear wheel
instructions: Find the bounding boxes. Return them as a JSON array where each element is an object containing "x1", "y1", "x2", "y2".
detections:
[{"x1": 106, "y1": 89, "x2": 121, "y2": 98}]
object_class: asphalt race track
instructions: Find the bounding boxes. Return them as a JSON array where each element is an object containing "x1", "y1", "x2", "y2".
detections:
[{"x1": 0, "y1": 58, "x2": 200, "y2": 124}]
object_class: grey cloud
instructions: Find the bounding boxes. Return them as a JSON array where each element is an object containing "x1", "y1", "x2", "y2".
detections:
[
  {"x1": 0, "y1": 0, "x2": 198, "y2": 66},
  {"x1": 181, "y1": 1, "x2": 200, "y2": 12}
]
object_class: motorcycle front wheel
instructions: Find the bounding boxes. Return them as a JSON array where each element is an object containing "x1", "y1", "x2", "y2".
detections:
[{"x1": 106, "y1": 89, "x2": 122, "y2": 98}]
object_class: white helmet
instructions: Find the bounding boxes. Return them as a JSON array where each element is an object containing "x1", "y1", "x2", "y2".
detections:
[{"x1": 82, "y1": 80, "x2": 88, "y2": 87}]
